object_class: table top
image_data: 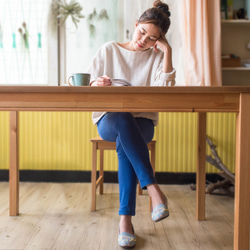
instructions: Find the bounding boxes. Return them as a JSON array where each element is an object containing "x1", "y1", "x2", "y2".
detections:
[
  {"x1": 1, "y1": 86, "x2": 250, "y2": 112},
  {"x1": 1, "y1": 85, "x2": 250, "y2": 93}
]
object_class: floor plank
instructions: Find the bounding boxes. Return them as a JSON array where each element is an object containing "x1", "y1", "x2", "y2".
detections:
[{"x1": 0, "y1": 182, "x2": 249, "y2": 250}]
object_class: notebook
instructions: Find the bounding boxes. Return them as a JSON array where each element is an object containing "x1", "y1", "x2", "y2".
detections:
[{"x1": 111, "y1": 79, "x2": 132, "y2": 86}]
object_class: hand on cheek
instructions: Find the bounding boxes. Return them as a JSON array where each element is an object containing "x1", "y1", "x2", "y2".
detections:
[
  {"x1": 154, "y1": 38, "x2": 172, "y2": 54},
  {"x1": 153, "y1": 43, "x2": 159, "y2": 53}
]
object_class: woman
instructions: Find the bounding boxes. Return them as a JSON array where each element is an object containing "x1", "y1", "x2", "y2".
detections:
[{"x1": 87, "y1": 1, "x2": 175, "y2": 248}]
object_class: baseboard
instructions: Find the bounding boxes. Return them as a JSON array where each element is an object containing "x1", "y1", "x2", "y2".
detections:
[{"x1": 0, "y1": 170, "x2": 223, "y2": 184}]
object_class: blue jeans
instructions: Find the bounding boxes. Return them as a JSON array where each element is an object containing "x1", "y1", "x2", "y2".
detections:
[{"x1": 97, "y1": 112, "x2": 156, "y2": 215}]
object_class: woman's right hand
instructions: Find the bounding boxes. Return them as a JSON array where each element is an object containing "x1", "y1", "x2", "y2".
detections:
[{"x1": 90, "y1": 75, "x2": 112, "y2": 86}]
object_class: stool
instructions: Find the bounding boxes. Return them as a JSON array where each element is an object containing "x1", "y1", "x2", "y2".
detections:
[{"x1": 90, "y1": 137, "x2": 156, "y2": 211}]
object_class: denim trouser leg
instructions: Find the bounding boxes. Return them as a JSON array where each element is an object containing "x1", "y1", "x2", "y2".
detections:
[{"x1": 97, "y1": 112, "x2": 157, "y2": 215}]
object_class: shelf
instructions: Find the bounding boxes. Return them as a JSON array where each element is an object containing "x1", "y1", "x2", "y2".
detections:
[
  {"x1": 222, "y1": 67, "x2": 250, "y2": 71},
  {"x1": 221, "y1": 19, "x2": 250, "y2": 24},
  {"x1": 221, "y1": 13, "x2": 250, "y2": 86}
]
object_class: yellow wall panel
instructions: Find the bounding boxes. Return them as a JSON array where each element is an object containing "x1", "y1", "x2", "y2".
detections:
[
  {"x1": 206, "y1": 113, "x2": 236, "y2": 173},
  {"x1": 19, "y1": 112, "x2": 99, "y2": 170},
  {"x1": 0, "y1": 112, "x2": 236, "y2": 173},
  {"x1": 156, "y1": 113, "x2": 197, "y2": 172}
]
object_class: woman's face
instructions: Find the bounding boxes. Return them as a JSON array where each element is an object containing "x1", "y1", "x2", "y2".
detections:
[{"x1": 131, "y1": 22, "x2": 161, "y2": 51}]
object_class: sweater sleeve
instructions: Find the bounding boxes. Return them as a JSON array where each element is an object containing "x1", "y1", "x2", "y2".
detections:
[
  {"x1": 153, "y1": 68, "x2": 176, "y2": 86},
  {"x1": 151, "y1": 52, "x2": 176, "y2": 86}
]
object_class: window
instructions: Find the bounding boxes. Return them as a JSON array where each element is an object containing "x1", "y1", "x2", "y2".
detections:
[
  {"x1": 65, "y1": 0, "x2": 120, "y2": 78},
  {"x1": 0, "y1": 0, "x2": 184, "y2": 85},
  {"x1": 0, "y1": 0, "x2": 57, "y2": 85}
]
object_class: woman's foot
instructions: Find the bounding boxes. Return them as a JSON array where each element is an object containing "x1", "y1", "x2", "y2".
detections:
[
  {"x1": 151, "y1": 194, "x2": 169, "y2": 222},
  {"x1": 147, "y1": 184, "x2": 169, "y2": 222},
  {"x1": 119, "y1": 215, "x2": 133, "y2": 234},
  {"x1": 118, "y1": 216, "x2": 136, "y2": 248},
  {"x1": 147, "y1": 184, "x2": 165, "y2": 208}
]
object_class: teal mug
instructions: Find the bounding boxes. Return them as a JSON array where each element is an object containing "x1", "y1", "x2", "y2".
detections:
[{"x1": 68, "y1": 73, "x2": 91, "y2": 86}]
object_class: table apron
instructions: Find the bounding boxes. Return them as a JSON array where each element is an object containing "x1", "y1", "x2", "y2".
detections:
[{"x1": 0, "y1": 93, "x2": 240, "y2": 112}]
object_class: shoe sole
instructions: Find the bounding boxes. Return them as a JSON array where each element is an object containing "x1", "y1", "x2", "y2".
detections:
[
  {"x1": 119, "y1": 245, "x2": 135, "y2": 249},
  {"x1": 153, "y1": 212, "x2": 170, "y2": 223}
]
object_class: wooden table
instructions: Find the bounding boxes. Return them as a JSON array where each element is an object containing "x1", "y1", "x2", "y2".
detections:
[{"x1": 0, "y1": 86, "x2": 249, "y2": 250}]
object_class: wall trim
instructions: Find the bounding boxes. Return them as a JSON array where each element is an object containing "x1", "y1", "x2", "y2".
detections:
[{"x1": 0, "y1": 170, "x2": 223, "y2": 184}]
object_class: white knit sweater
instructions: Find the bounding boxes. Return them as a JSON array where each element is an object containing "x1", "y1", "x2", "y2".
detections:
[{"x1": 86, "y1": 41, "x2": 176, "y2": 125}]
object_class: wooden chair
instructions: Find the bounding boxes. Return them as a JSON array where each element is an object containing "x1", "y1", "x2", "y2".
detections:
[{"x1": 90, "y1": 137, "x2": 156, "y2": 211}]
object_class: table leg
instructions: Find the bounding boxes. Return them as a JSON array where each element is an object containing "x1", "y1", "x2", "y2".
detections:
[
  {"x1": 91, "y1": 142, "x2": 97, "y2": 211},
  {"x1": 196, "y1": 112, "x2": 206, "y2": 220},
  {"x1": 9, "y1": 111, "x2": 19, "y2": 216},
  {"x1": 234, "y1": 93, "x2": 250, "y2": 250}
]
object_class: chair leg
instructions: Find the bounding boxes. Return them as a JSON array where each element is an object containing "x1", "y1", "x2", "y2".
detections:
[
  {"x1": 138, "y1": 183, "x2": 143, "y2": 195},
  {"x1": 99, "y1": 149, "x2": 104, "y2": 195},
  {"x1": 138, "y1": 142, "x2": 156, "y2": 203},
  {"x1": 91, "y1": 142, "x2": 97, "y2": 211},
  {"x1": 151, "y1": 144, "x2": 155, "y2": 174},
  {"x1": 149, "y1": 143, "x2": 156, "y2": 211}
]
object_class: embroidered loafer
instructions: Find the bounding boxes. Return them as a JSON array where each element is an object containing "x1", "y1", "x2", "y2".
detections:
[
  {"x1": 118, "y1": 225, "x2": 136, "y2": 248},
  {"x1": 152, "y1": 195, "x2": 169, "y2": 222}
]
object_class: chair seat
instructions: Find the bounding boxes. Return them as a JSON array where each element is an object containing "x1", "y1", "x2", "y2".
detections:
[{"x1": 90, "y1": 137, "x2": 156, "y2": 211}]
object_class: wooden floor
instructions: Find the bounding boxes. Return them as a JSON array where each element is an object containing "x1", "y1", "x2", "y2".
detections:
[{"x1": 0, "y1": 182, "x2": 248, "y2": 250}]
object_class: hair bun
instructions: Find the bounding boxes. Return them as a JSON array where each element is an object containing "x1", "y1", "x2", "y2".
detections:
[{"x1": 153, "y1": 0, "x2": 171, "y2": 17}]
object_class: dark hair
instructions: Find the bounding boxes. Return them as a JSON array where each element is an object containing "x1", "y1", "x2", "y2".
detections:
[{"x1": 138, "y1": 0, "x2": 171, "y2": 36}]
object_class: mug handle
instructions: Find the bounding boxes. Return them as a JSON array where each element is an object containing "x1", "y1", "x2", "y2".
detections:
[{"x1": 67, "y1": 75, "x2": 73, "y2": 86}]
